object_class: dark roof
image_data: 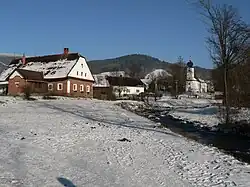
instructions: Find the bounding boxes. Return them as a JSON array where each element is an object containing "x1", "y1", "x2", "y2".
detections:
[
  {"x1": 106, "y1": 76, "x2": 144, "y2": 86},
  {"x1": 10, "y1": 53, "x2": 80, "y2": 65},
  {"x1": 15, "y1": 69, "x2": 44, "y2": 81}
]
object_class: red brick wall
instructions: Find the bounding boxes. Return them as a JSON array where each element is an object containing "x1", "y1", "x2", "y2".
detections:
[
  {"x1": 47, "y1": 78, "x2": 93, "y2": 98},
  {"x1": 8, "y1": 76, "x2": 26, "y2": 95},
  {"x1": 8, "y1": 76, "x2": 48, "y2": 95},
  {"x1": 47, "y1": 79, "x2": 68, "y2": 96},
  {"x1": 68, "y1": 78, "x2": 93, "y2": 98},
  {"x1": 28, "y1": 81, "x2": 48, "y2": 94}
]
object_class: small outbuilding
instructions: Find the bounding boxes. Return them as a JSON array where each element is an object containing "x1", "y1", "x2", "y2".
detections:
[{"x1": 8, "y1": 69, "x2": 48, "y2": 95}]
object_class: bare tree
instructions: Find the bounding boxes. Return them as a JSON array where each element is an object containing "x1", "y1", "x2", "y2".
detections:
[
  {"x1": 197, "y1": 0, "x2": 250, "y2": 124},
  {"x1": 169, "y1": 56, "x2": 186, "y2": 96}
]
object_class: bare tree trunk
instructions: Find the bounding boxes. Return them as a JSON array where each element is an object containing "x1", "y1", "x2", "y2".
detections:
[
  {"x1": 154, "y1": 79, "x2": 158, "y2": 101},
  {"x1": 224, "y1": 66, "x2": 230, "y2": 124}
]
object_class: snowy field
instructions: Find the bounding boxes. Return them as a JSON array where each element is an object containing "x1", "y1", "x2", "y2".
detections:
[
  {"x1": 154, "y1": 96, "x2": 250, "y2": 127},
  {"x1": 1, "y1": 97, "x2": 250, "y2": 186}
]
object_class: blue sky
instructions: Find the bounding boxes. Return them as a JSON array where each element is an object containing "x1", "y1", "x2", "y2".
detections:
[{"x1": 0, "y1": 0, "x2": 249, "y2": 68}]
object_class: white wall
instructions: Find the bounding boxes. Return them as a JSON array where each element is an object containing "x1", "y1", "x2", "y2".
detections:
[
  {"x1": 9, "y1": 71, "x2": 23, "y2": 79},
  {"x1": 113, "y1": 86, "x2": 144, "y2": 96},
  {"x1": 68, "y1": 57, "x2": 94, "y2": 81},
  {"x1": 186, "y1": 80, "x2": 208, "y2": 93},
  {"x1": 127, "y1": 86, "x2": 144, "y2": 95},
  {"x1": 67, "y1": 80, "x2": 70, "y2": 93},
  {"x1": 186, "y1": 67, "x2": 195, "y2": 80},
  {"x1": 186, "y1": 80, "x2": 200, "y2": 93},
  {"x1": 201, "y1": 82, "x2": 208, "y2": 93}
]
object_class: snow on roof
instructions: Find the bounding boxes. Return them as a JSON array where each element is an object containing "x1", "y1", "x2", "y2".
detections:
[
  {"x1": 93, "y1": 74, "x2": 110, "y2": 87},
  {"x1": 140, "y1": 78, "x2": 151, "y2": 85},
  {"x1": 0, "y1": 66, "x2": 17, "y2": 81},
  {"x1": 188, "y1": 77, "x2": 198, "y2": 81},
  {"x1": 10, "y1": 53, "x2": 80, "y2": 79},
  {"x1": 99, "y1": 71, "x2": 128, "y2": 77},
  {"x1": 197, "y1": 78, "x2": 206, "y2": 83},
  {"x1": 22, "y1": 59, "x2": 77, "y2": 79},
  {"x1": 145, "y1": 69, "x2": 172, "y2": 80}
]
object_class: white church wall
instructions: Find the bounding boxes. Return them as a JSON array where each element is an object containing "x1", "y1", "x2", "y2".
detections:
[
  {"x1": 186, "y1": 63, "x2": 208, "y2": 93},
  {"x1": 186, "y1": 80, "x2": 200, "y2": 93}
]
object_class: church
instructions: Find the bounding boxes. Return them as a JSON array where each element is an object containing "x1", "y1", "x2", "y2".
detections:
[{"x1": 185, "y1": 60, "x2": 208, "y2": 93}]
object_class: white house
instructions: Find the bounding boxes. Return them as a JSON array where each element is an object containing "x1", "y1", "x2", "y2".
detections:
[
  {"x1": 106, "y1": 76, "x2": 144, "y2": 97},
  {"x1": 185, "y1": 60, "x2": 208, "y2": 93}
]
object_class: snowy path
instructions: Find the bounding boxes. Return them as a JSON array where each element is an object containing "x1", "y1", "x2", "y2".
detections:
[{"x1": 0, "y1": 99, "x2": 250, "y2": 186}]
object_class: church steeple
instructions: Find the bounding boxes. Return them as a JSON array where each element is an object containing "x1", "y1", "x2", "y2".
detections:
[{"x1": 187, "y1": 59, "x2": 193, "y2": 68}]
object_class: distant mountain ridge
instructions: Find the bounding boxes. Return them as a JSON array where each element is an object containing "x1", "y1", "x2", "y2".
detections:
[
  {"x1": 0, "y1": 53, "x2": 22, "y2": 74},
  {"x1": 88, "y1": 54, "x2": 212, "y2": 80}
]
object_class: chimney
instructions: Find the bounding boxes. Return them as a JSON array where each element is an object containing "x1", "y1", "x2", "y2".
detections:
[
  {"x1": 64, "y1": 48, "x2": 69, "y2": 55},
  {"x1": 22, "y1": 53, "x2": 26, "y2": 65}
]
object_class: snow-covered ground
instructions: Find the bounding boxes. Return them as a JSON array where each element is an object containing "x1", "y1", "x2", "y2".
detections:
[
  {"x1": 154, "y1": 95, "x2": 250, "y2": 127},
  {"x1": 0, "y1": 97, "x2": 250, "y2": 186}
]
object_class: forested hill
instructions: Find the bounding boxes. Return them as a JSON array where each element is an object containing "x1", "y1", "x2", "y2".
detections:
[{"x1": 88, "y1": 54, "x2": 212, "y2": 80}]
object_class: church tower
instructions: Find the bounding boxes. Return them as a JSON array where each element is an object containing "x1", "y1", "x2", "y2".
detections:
[
  {"x1": 185, "y1": 59, "x2": 199, "y2": 93},
  {"x1": 186, "y1": 60, "x2": 194, "y2": 81}
]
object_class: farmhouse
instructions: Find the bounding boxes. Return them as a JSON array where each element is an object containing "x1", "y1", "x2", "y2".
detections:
[
  {"x1": 2, "y1": 48, "x2": 94, "y2": 97},
  {"x1": 8, "y1": 69, "x2": 47, "y2": 95}
]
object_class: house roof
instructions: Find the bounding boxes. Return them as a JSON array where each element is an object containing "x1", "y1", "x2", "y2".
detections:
[
  {"x1": 15, "y1": 69, "x2": 44, "y2": 81},
  {"x1": 99, "y1": 71, "x2": 128, "y2": 77},
  {"x1": 9, "y1": 53, "x2": 81, "y2": 79},
  {"x1": 106, "y1": 76, "x2": 144, "y2": 87},
  {"x1": 93, "y1": 74, "x2": 110, "y2": 87},
  {"x1": 0, "y1": 66, "x2": 18, "y2": 81},
  {"x1": 10, "y1": 53, "x2": 80, "y2": 65}
]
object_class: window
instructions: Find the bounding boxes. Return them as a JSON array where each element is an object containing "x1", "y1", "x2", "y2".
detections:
[
  {"x1": 81, "y1": 64, "x2": 83, "y2": 68},
  {"x1": 81, "y1": 72, "x2": 83, "y2": 76},
  {"x1": 48, "y1": 84, "x2": 53, "y2": 90},
  {"x1": 86, "y1": 85, "x2": 90, "y2": 93},
  {"x1": 73, "y1": 84, "x2": 77, "y2": 91},
  {"x1": 85, "y1": 73, "x2": 87, "y2": 77},
  {"x1": 57, "y1": 83, "x2": 63, "y2": 90},
  {"x1": 80, "y1": 85, "x2": 84, "y2": 92},
  {"x1": 136, "y1": 89, "x2": 140, "y2": 93},
  {"x1": 77, "y1": 71, "x2": 79, "y2": 76},
  {"x1": 15, "y1": 82, "x2": 19, "y2": 88}
]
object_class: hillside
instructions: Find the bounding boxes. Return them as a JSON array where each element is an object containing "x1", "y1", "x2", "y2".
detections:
[
  {"x1": 0, "y1": 54, "x2": 22, "y2": 74},
  {"x1": 88, "y1": 54, "x2": 212, "y2": 80}
]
